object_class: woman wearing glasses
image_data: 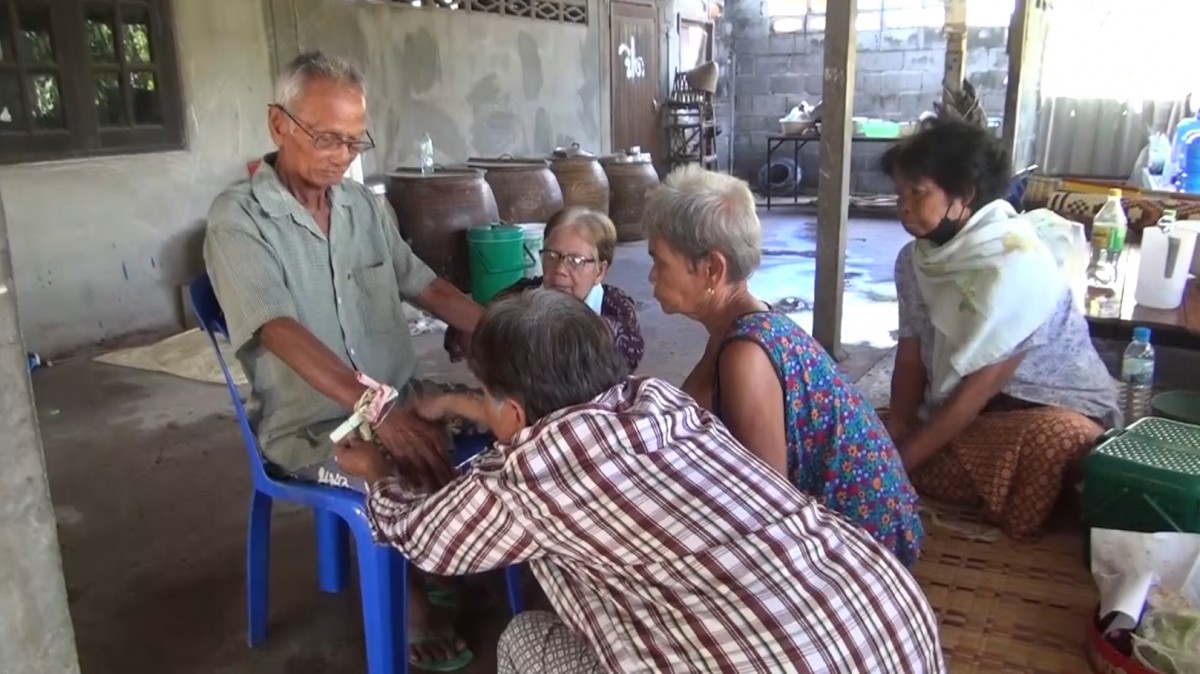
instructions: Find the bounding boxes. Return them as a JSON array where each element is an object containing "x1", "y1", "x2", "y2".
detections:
[{"x1": 446, "y1": 208, "x2": 644, "y2": 371}]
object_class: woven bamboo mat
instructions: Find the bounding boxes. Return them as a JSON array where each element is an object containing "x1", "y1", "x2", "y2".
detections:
[{"x1": 914, "y1": 502, "x2": 1097, "y2": 674}]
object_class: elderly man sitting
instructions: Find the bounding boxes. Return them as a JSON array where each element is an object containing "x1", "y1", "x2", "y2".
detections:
[
  {"x1": 203, "y1": 51, "x2": 480, "y2": 669},
  {"x1": 337, "y1": 289, "x2": 947, "y2": 674}
]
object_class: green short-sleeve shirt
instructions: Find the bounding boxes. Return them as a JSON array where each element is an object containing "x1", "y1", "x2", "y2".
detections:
[{"x1": 203, "y1": 155, "x2": 436, "y2": 470}]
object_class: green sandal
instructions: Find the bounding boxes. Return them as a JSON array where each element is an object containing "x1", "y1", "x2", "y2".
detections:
[
  {"x1": 408, "y1": 632, "x2": 474, "y2": 672},
  {"x1": 423, "y1": 580, "x2": 460, "y2": 610}
]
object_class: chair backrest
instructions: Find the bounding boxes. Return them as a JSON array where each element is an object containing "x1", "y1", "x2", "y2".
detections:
[{"x1": 189, "y1": 273, "x2": 270, "y2": 484}]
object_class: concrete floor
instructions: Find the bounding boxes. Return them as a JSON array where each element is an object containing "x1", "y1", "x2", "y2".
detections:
[{"x1": 35, "y1": 212, "x2": 909, "y2": 674}]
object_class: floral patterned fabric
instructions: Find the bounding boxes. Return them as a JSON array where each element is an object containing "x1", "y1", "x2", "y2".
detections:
[
  {"x1": 715, "y1": 311, "x2": 924, "y2": 567},
  {"x1": 444, "y1": 277, "x2": 644, "y2": 373}
]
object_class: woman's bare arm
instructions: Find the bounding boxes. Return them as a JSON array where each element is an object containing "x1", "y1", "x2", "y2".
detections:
[{"x1": 715, "y1": 340, "x2": 789, "y2": 476}]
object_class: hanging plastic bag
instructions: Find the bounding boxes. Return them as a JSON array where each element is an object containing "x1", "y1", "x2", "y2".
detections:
[
  {"x1": 1148, "y1": 132, "x2": 1172, "y2": 175},
  {"x1": 1024, "y1": 208, "x2": 1090, "y2": 310}
]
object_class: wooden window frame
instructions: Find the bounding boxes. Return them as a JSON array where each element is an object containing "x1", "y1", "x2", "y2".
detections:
[{"x1": 0, "y1": 0, "x2": 185, "y2": 165}]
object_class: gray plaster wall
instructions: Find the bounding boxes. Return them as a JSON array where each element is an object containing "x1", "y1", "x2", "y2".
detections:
[
  {"x1": 727, "y1": 0, "x2": 1010, "y2": 193},
  {"x1": 2, "y1": 0, "x2": 610, "y2": 356},
  {"x1": 0, "y1": 189, "x2": 82, "y2": 673},
  {"x1": 265, "y1": 0, "x2": 608, "y2": 176},
  {"x1": 0, "y1": 0, "x2": 275, "y2": 356}
]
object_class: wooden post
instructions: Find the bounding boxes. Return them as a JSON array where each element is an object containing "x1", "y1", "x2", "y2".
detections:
[
  {"x1": 813, "y1": 0, "x2": 857, "y2": 360},
  {"x1": 943, "y1": 0, "x2": 968, "y2": 107},
  {"x1": 1002, "y1": 0, "x2": 1049, "y2": 173}
]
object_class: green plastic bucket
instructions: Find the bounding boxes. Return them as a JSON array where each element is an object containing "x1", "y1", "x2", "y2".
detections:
[{"x1": 466, "y1": 224, "x2": 532, "y2": 303}]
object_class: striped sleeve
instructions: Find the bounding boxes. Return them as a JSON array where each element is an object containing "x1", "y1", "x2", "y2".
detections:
[
  {"x1": 365, "y1": 468, "x2": 542, "y2": 576},
  {"x1": 203, "y1": 212, "x2": 297, "y2": 352}
]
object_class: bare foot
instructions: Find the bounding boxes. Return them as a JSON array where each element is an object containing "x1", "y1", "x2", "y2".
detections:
[{"x1": 407, "y1": 584, "x2": 469, "y2": 666}]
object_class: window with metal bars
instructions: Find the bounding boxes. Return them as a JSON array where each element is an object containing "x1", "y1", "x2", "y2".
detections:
[
  {"x1": 380, "y1": 0, "x2": 588, "y2": 25},
  {"x1": 0, "y1": 0, "x2": 184, "y2": 164}
]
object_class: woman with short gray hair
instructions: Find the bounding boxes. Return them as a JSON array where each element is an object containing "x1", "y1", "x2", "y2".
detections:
[{"x1": 645, "y1": 165, "x2": 924, "y2": 566}]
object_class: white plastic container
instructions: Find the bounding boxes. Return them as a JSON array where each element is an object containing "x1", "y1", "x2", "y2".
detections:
[
  {"x1": 516, "y1": 222, "x2": 546, "y2": 279},
  {"x1": 1135, "y1": 215, "x2": 1199, "y2": 309}
]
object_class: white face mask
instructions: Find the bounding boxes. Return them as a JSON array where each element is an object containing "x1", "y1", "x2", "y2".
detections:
[{"x1": 584, "y1": 283, "x2": 605, "y2": 314}]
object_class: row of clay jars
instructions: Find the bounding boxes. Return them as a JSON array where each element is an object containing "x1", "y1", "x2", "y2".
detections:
[{"x1": 380, "y1": 144, "x2": 660, "y2": 291}]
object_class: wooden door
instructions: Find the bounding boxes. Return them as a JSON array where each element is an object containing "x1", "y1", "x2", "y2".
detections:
[{"x1": 610, "y1": 1, "x2": 660, "y2": 158}]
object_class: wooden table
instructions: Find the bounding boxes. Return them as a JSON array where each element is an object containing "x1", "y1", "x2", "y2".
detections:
[{"x1": 1085, "y1": 245, "x2": 1200, "y2": 348}]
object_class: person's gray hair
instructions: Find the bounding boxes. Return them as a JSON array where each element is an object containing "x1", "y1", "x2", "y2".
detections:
[
  {"x1": 467, "y1": 289, "x2": 628, "y2": 421},
  {"x1": 274, "y1": 51, "x2": 366, "y2": 108},
  {"x1": 643, "y1": 165, "x2": 762, "y2": 282}
]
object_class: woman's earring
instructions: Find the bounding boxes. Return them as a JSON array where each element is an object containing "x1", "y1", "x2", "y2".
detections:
[{"x1": 707, "y1": 287, "x2": 715, "y2": 296}]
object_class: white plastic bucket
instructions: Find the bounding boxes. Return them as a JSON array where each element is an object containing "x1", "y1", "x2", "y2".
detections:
[{"x1": 516, "y1": 223, "x2": 546, "y2": 279}]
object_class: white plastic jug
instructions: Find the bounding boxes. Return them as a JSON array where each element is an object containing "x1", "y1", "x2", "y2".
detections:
[
  {"x1": 515, "y1": 222, "x2": 546, "y2": 279},
  {"x1": 1135, "y1": 221, "x2": 1199, "y2": 309}
]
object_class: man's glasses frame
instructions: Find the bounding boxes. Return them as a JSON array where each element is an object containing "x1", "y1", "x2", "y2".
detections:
[{"x1": 270, "y1": 104, "x2": 375, "y2": 154}]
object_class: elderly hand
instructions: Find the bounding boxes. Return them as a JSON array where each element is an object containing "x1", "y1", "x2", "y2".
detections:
[
  {"x1": 335, "y1": 438, "x2": 392, "y2": 484},
  {"x1": 372, "y1": 407, "x2": 455, "y2": 490},
  {"x1": 412, "y1": 395, "x2": 451, "y2": 423},
  {"x1": 884, "y1": 414, "x2": 918, "y2": 447}
]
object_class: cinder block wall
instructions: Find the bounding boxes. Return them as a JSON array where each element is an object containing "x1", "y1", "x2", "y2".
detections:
[{"x1": 727, "y1": 0, "x2": 1010, "y2": 194}]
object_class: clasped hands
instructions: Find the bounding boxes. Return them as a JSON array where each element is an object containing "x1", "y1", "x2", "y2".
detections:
[{"x1": 335, "y1": 396, "x2": 459, "y2": 491}]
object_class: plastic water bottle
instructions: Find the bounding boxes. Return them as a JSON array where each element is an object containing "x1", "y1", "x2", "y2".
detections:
[
  {"x1": 1119, "y1": 326, "x2": 1155, "y2": 426},
  {"x1": 1092, "y1": 189, "x2": 1129, "y2": 256},
  {"x1": 1087, "y1": 189, "x2": 1128, "y2": 287},
  {"x1": 1184, "y1": 134, "x2": 1200, "y2": 194},
  {"x1": 419, "y1": 133, "x2": 435, "y2": 176},
  {"x1": 1169, "y1": 113, "x2": 1200, "y2": 186}
]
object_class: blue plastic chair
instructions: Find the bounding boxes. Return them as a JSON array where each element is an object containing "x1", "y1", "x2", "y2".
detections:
[{"x1": 189, "y1": 274, "x2": 523, "y2": 674}]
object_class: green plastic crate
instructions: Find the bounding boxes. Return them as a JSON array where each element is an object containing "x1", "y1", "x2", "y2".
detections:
[{"x1": 1084, "y1": 417, "x2": 1200, "y2": 534}]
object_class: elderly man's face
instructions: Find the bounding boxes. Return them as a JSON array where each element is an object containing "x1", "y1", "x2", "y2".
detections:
[
  {"x1": 269, "y1": 79, "x2": 368, "y2": 189},
  {"x1": 481, "y1": 388, "x2": 525, "y2": 444}
]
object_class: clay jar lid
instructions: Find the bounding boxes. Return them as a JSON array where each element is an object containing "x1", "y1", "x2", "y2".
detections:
[
  {"x1": 551, "y1": 142, "x2": 599, "y2": 160},
  {"x1": 465, "y1": 156, "x2": 551, "y2": 171},
  {"x1": 600, "y1": 147, "x2": 653, "y2": 165},
  {"x1": 386, "y1": 167, "x2": 485, "y2": 181}
]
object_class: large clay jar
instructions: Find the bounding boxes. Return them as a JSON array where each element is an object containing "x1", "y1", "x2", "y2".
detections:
[
  {"x1": 385, "y1": 167, "x2": 499, "y2": 292},
  {"x1": 549, "y1": 143, "x2": 610, "y2": 214},
  {"x1": 466, "y1": 156, "x2": 564, "y2": 224},
  {"x1": 364, "y1": 175, "x2": 399, "y2": 230},
  {"x1": 601, "y1": 149, "x2": 660, "y2": 242}
]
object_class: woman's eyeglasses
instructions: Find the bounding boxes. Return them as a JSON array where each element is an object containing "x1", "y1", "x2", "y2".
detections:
[
  {"x1": 270, "y1": 104, "x2": 375, "y2": 154},
  {"x1": 540, "y1": 249, "x2": 595, "y2": 271}
]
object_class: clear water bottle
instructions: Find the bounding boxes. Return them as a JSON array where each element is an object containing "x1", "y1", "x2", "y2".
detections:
[
  {"x1": 1088, "y1": 189, "x2": 1129, "y2": 288},
  {"x1": 1119, "y1": 326, "x2": 1155, "y2": 426},
  {"x1": 419, "y1": 133, "x2": 435, "y2": 176}
]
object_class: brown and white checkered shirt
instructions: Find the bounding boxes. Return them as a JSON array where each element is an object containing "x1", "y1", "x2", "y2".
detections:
[{"x1": 367, "y1": 377, "x2": 946, "y2": 673}]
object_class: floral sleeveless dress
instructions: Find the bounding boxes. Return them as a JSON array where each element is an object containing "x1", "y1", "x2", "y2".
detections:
[{"x1": 714, "y1": 312, "x2": 923, "y2": 566}]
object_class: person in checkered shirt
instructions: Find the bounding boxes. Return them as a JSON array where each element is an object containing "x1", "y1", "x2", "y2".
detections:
[{"x1": 336, "y1": 289, "x2": 945, "y2": 674}]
